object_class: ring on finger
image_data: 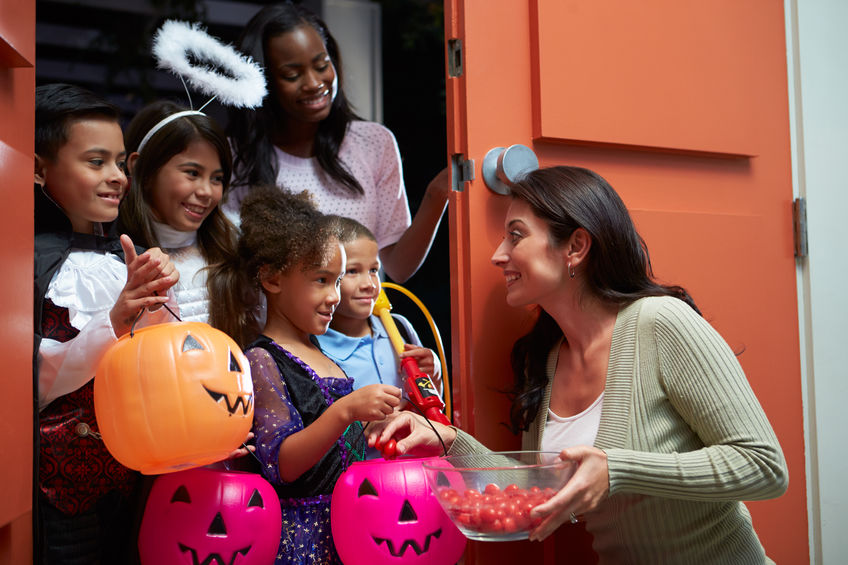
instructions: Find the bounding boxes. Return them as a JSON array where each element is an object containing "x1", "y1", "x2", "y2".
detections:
[{"x1": 569, "y1": 512, "x2": 578, "y2": 524}]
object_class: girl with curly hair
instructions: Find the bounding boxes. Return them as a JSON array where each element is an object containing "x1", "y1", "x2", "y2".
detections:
[{"x1": 208, "y1": 186, "x2": 401, "y2": 564}]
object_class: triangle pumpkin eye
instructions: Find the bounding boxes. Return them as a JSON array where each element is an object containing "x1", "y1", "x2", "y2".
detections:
[
  {"x1": 170, "y1": 485, "x2": 191, "y2": 503},
  {"x1": 229, "y1": 351, "x2": 241, "y2": 372},
  {"x1": 247, "y1": 488, "x2": 264, "y2": 508},
  {"x1": 357, "y1": 478, "x2": 378, "y2": 497},
  {"x1": 436, "y1": 471, "x2": 451, "y2": 487},
  {"x1": 182, "y1": 334, "x2": 204, "y2": 352}
]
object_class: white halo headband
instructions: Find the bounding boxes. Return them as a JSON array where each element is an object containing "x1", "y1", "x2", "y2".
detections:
[
  {"x1": 137, "y1": 20, "x2": 267, "y2": 155},
  {"x1": 137, "y1": 110, "x2": 205, "y2": 154},
  {"x1": 153, "y1": 20, "x2": 267, "y2": 108}
]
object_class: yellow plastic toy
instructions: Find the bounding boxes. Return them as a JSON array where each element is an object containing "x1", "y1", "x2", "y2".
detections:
[{"x1": 373, "y1": 282, "x2": 452, "y2": 424}]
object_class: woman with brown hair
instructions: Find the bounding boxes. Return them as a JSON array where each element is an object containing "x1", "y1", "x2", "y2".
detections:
[{"x1": 368, "y1": 165, "x2": 788, "y2": 563}]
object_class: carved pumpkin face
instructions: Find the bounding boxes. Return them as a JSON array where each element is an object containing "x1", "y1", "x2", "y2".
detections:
[
  {"x1": 139, "y1": 468, "x2": 282, "y2": 565},
  {"x1": 94, "y1": 322, "x2": 253, "y2": 474},
  {"x1": 331, "y1": 457, "x2": 466, "y2": 565}
]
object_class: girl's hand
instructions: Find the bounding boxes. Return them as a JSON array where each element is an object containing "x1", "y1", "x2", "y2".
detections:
[
  {"x1": 340, "y1": 384, "x2": 401, "y2": 423},
  {"x1": 110, "y1": 235, "x2": 180, "y2": 336},
  {"x1": 399, "y1": 344, "x2": 437, "y2": 379},
  {"x1": 226, "y1": 432, "x2": 256, "y2": 460},
  {"x1": 141, "y1": 246, "x2": 179, "y2": 291},
  {"x1": 367, "y1": 411, "x2": 456, "y2": 457},
  {"x1": 528, "y1": 445, "x2": 610, "y2": 541}
]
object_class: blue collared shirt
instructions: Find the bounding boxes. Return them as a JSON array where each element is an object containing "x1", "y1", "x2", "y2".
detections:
[{"x1": 317, "y1": 314, "x2": 439, "y2": 390}]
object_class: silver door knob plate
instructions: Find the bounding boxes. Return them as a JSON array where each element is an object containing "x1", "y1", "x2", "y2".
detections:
[{"x1": 482, "y1": 144, "x2": 540, "y2": 195}]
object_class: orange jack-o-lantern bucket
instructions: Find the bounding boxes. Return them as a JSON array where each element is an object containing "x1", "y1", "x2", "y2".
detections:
[{"x1": 94, "y1": 321, "x2": 253, "y2": 474}]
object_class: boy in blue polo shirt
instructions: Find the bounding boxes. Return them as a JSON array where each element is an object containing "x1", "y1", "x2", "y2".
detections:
[{"x1": 317, "y1": 217, "x2": 441, "y2": 403}]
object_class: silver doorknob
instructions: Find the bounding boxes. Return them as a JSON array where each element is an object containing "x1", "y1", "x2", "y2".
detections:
[{"x1": 482, "y1": 144, "x2": 539, "y2": 195}]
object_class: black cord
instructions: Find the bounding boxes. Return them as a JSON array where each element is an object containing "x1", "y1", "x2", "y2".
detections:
[
  {"x1": 129, "y1": 307, "x2": 145, "y2": 338},
  {"x1": 130, "y1": 293, "x2": 182, "y2": 337},
  {"x1": 343, "y1": 421, "x2": 370, "y2": 467},
  {"x1": 154, "y1": 290, "x2": 182, "y2": 322},
  {"x1": 403, "y1": 399, "x2": 449, "y2": 456},
  {"x1": 242, "y1": 442, "x2": 262, "y2": 466},
  {"x1": 343, "y1": 395, "x2": 449, "y2": 465},
  {"x1": 161, "y1": 301, "x2": 181, "y2": 322}
]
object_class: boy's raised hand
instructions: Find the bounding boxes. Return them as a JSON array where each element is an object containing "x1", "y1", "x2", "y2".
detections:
[
  {"x1": 110, "y1": 234, "x2": 180, "y2": 337},
  {"x1": 340, "y1": 384, "x2": 401, "y2": 423},
  {"x1": 400, "y1": 344, "x2": 437, "y2": 379}
]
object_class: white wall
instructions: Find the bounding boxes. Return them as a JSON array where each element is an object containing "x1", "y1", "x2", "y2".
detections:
[
  {"x1": 786, "y1": 1, "x2": 848, "y2": 563},
  {"x1": 307, "y1": 0, "x2": 383, "y2": 123}
]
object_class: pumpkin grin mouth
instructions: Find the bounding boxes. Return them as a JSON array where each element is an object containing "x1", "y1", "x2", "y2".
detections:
[
  {"x1": 372, "y1": 528, "x2": 442, "y2": 557},
  {"x1": 178, "y1": 543, "x2": 250, "y2": 565},
  {"x1": 203, "y1": 386, "x2": 253, "y2": 415}
]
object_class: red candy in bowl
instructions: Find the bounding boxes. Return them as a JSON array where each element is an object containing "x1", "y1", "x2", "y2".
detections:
[{"x1": 421, "y1": 451, "x2": 575, "y2": 542}]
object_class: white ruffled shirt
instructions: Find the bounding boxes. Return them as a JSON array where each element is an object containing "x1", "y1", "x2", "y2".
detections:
[{"x1": 38, "y1": 248, "x2": 176, "y2": 410}]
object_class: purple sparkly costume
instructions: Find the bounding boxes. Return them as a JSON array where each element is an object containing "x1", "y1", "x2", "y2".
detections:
[{"x1": 247, "y1": 335, "x2": 366, "y2": 565}]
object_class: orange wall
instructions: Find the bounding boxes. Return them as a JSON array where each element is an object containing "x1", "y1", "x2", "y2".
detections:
[{"x1": 0, "y1": 0, "x2": 34, "y2": 562}]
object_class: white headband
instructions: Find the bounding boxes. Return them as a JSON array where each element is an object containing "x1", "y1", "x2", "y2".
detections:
[
  {"x1": 137, "y1": 20, "x2": 266, "y2": 155},
  {"x1": 136, "y1": 110, "x2": 205, "y2": 154}
]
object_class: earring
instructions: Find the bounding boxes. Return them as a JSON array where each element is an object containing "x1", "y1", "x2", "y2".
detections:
[{"x1": 568, "y1": 262, "x2": 575, "y2": 279}]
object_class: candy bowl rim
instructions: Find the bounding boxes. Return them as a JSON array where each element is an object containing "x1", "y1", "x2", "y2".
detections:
[{"x1": 420, "y1": 450, "x2": 575, "y2": 542}]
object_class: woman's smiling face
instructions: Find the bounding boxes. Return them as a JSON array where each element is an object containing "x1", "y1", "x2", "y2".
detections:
[
  {"x1": 265, "y1": 24, "x2": 336, "y2": 124},
  {"x1": 491, "y1": 199, "x2": 568, "y2": 308}
]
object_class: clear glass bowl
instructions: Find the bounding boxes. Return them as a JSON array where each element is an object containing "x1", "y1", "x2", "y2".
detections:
[{"x1": 421, "y1": 451, "x2": 575, "y2": 542}]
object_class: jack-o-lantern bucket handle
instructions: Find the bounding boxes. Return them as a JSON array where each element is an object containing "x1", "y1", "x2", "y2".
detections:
[{"x1": 130, "y1": 293, "x2": 181, "y2": 337}]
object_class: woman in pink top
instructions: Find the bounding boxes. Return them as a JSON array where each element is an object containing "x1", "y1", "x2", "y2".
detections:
[{"x1": 225, "y1": 3, "x2": 448, "y2": 283}]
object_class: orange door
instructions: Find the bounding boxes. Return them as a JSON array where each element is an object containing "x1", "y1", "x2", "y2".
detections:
[
  {"x1": 445, "y1": 1, "x2": 806, "y2": 563},
  {"x1": 0, "y1": 0, "x2": 35, "y2": 561}
]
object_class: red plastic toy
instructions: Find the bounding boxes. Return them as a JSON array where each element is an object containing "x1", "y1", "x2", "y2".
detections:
[{"x1": 373, "y1": 290, "x2": 450, "y2": 426}]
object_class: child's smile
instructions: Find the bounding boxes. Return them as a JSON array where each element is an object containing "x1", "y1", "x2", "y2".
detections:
[
  {"x1": 150, "y1": 139, "x2": 224, "y2": 232},
  {"x1": 266, "y1": 241, "x2": 346, "y2": 338},
  {"x1": 336, "y1": 237, "x2": 381, "y2": 322},
  {"x1": 37, "y1": 118, "x2": 128, "y2": 234}
]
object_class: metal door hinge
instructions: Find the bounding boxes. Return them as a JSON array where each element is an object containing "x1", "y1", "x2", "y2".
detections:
[
  {"x1": 447, "y1": 39, "x2": 463, "y2": 77},
  {"x1": 793, "y1": 197, "x2": 808, "y2": 258},
  {"x1": 451, "y1": 153, "x2": 474, "y2": 192}
]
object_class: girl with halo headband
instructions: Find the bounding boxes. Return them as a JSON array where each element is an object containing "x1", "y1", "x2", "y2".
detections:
[
  {"x1": 207, "y1": 185, "x2": 402, "y2": 564},
  {"x1": 120, "y1": 100, "x2": 238, "y2": 323},
  {"x1": 119, "y1": 20, "x2": 265, "y2": 323},
  {"x1": 224, "y1": 2, "x2": 450, "y2": 283},
  {"x1": 116, "y1": 21, "x2": 266, "y2": 473}
]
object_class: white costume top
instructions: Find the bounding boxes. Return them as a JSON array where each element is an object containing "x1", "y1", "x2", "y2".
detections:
[
  {"x1": 152, "y1": 221, "x2": 209, "y2": 323},
  {"x1": 224, "y1": 121, "x2": 412, "y2": 250}
]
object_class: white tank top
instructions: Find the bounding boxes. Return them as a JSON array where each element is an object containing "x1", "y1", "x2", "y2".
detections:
[{"x1": 540, "y1": 392, "x2": 604, "y2": 463}]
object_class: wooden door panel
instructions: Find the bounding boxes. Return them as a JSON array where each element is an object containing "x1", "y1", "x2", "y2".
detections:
[
  {"x1": 447, "y1": 0, "x2": 806, "y2": 563},
  {"x1": 531, "y1": 0, "x2": 785, "y2": 157}
]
